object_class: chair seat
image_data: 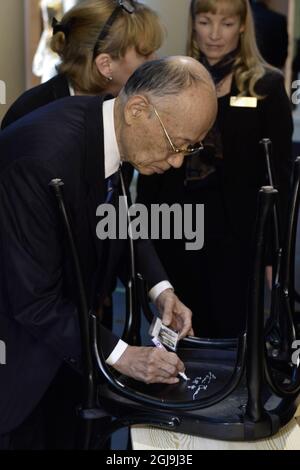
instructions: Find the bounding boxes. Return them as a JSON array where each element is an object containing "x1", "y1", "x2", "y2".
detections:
[
  {"x1": 118, "y1": 348, "x2": 236, "y2": 402},
  {"x1": 98, "y1": 347, "x2": 299, "y2": 442}
]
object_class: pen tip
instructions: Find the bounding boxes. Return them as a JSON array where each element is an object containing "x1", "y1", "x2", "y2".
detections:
[{"x1": 179, "y1": 372, "x2": 189, "y2": 381}]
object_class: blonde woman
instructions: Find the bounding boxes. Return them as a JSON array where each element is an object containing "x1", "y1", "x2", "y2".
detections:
[
  {"x1": 137, "y1": 0, "x2": 293, "y2": 338},
  {"x1": 2, "y1": 0, "x2": 163, "y2": 128}
]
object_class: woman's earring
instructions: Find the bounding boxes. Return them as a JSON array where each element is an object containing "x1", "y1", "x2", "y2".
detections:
[{"x1": 106, "y1": 76, "x2": 113, "y2": 82}]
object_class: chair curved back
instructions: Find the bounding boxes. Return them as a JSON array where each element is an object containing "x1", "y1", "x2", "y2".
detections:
[
  {"x1": 93, "y1": 187, "x2": 276, "y2": 411},
  {"x1": 264, "y1": 158, "x2": 300, "y2": 396},
  {"x1": 50, "y1": 169, "x2": 298, "y2": 447}
]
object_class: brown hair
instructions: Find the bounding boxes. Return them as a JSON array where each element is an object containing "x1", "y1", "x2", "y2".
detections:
[
  {"x1": 51, "y1": 0, "x2": 164, "y2": 94},
  {"x1": 187, "y1": 0, "x2": 275, "y2": 98}
]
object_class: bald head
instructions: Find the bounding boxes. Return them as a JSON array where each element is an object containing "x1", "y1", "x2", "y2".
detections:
[
  {"x1": 165, "y1": 55, "x2": 215, "y2": 93},
  {"x1": 119, "y1": 55, "x2": 216, "y2": 101}
]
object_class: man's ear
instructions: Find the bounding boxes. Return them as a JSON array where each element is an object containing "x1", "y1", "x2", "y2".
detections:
[
  {"x1": 94, "y1": 53, "x2": 113, "y2": 80},
  {"x1": 124, "y1": 95, "x2": 152, "y2": 125}
]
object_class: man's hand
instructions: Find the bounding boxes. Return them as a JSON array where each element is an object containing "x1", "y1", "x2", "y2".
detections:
[
  {"x1": 113, "y1": 346, "x2": 185, "y2": 384},
  {"x1": 155, "y1": 289, "x2": 194, "y2": 339}
]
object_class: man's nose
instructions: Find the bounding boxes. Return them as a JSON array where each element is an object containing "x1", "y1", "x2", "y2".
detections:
[{"x1": 167, "y1": 153, "x2": 185, "y2": 169}]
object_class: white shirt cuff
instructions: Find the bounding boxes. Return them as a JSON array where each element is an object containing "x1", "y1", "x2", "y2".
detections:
[
  {"x1": 106, "y1": 339, "x2": 128, "y2": 366},
  {"x1": 149, "y1": 281, "x2": 174, "y2": 303}
]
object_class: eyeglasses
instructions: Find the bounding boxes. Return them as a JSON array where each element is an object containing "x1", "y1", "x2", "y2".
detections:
[
  {"x1": 93, "y1": 0, "x2": 136, "y2": 59},
  {"x1": 153, "y1": 106, "x2": 204, "y2": 156}
]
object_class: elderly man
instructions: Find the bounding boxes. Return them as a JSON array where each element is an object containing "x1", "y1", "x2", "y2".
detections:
[{"x1": 0, "y1": 56, "x2": 217, "y2": 449}]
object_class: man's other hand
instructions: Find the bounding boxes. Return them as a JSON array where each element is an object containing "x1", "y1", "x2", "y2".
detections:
[{"x1": 155, "y1": 289, "x2": 194, "y2": 339}]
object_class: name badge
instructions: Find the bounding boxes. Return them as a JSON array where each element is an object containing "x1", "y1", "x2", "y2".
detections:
[{"x1": 230, "y1": 96, "x2": 258, "y2": 108}]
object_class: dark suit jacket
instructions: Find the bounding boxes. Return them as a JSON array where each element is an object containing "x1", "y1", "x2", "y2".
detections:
[
  {"x1": 1, "y1": 74, "x2": 70, "y2": 129},
  {"x1": 0, "y1": 96, "x2": 168, "y2": 434},
  {"x1": 1, "y1": 73, "x2": 135, "y2": 189},
  {"x1": 251, "y1": 2, "x2": 288, "y2": 69}
]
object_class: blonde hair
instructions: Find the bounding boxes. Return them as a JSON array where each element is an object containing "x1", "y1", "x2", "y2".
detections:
[
  {"x1": 51, "y1": 0, "x2": 164, "y2": 94},
  {"x1": 187, "y1": 0, "x2": 274, "y2": 98}
]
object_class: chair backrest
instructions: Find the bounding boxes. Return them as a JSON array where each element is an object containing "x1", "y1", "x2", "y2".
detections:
[
  {"x1": 283, "y1": 157, "x2": 300, "y2": 306},
  {"x1": 263, "y1": 158, "x2": 300, "y2": 396},
  {"x1": 261, "y1": 140, "x2": 300, "y2": 350},
  {"x1": 269, "y1": 157, "x2": 300, "y2": 351},
  {"x1": 50, "y1": 169, "x2": 298, "y2": 429},
  {"x1": 93, "y1": 186, "x2": 278, "y2": 414},
  {"x1": 50, "y1": 179, "x2": 96, "y2": 411},
  {"x1": 246, "y1": 186, "x2": 278, "y2": 421}
]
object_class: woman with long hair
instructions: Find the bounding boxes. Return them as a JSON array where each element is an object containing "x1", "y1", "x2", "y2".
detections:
[{"x1": 137, "y1": 0, "x2": 293, "y2": 338}]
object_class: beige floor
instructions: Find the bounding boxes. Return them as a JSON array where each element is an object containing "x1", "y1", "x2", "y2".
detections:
[{"x1": 131, "y1": 406, "x2": 300, "y2": 450}]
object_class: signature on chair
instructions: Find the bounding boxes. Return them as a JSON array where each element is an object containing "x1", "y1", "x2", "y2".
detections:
[{"x1": 187, "y1": 372, "x2": 217, "y2": 400}]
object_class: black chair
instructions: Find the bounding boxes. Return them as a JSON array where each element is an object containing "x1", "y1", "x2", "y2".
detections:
[
  {"x1": 261, "y1": 140, "x2": 300, "y2": 351},
  {"x1": 50, "y1": 162, "x2": 300, "y2": 448}
]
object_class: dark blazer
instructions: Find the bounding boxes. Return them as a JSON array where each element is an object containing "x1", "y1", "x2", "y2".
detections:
[
  {"x1": 0, "y1": 96, "x2": 168, "y2": 434},
  {"x1": 1, "y1": 74, "x2": 70, "y2": 129},
  {"x1": 1, "y1": 73, "x2": 135, "y2": 188},
  {"x1": 251, "y1": 2, "x2": 288, "y2": 69}
]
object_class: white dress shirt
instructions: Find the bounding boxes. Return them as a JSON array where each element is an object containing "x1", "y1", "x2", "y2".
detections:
[
  {"x1": 68, "y1": 83, "x2": 75, "y2": 96},
  {"x1": 102, "y1": 98, "x2": 173, "y2": 365}
]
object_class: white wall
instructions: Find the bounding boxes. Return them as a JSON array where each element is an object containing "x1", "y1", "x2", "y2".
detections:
[
  {"x1": 140, "y1": 0, "x2": 191, "y2": 57},
  {"x1": 0, "y1": 0, "x2": 25, "y2": 121}
]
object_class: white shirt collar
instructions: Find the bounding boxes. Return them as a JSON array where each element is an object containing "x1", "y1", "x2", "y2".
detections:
[
  {"x1": 68, "y1": 83, "x2": 75, "y2": 96},
  {"x1": 103, "y1": 98, "x2": 121, "y2": 178}
]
